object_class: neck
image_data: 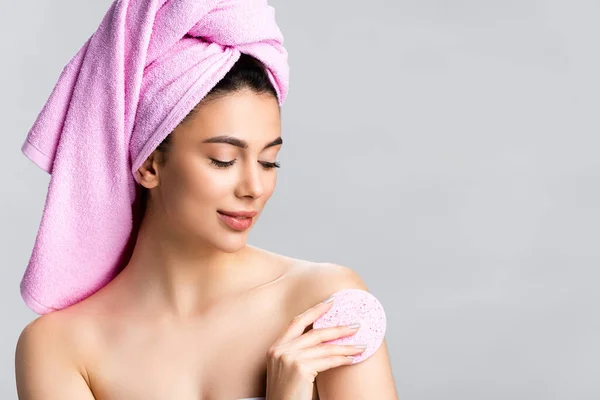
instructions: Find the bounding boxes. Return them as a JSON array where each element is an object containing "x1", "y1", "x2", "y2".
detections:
[{"x1": 115, "y1": 205, "x2": 260, "y2": 319}]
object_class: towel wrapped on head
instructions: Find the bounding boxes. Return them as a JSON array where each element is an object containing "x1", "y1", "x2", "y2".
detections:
[{"x1": 20, "y1": 0, "x2": 290, "y2": 314}]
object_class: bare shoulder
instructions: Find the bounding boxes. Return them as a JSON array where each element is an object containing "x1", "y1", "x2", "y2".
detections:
[
  {"x1": 15, "y1": 310, "x2": 97, "y2": 399},
  {"x1": 16, "y1": 312, "x2": 85, "y2": 368},
  {"x1": 287, "y1": 262, "x2": 399, "y2": 399},
  {"x1": 286, "y1": 261, "x2": 370, "y2": 316}
]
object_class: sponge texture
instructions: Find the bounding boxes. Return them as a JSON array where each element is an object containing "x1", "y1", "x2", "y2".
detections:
[{"x1": 313, "y1": 289, "x2": 387, "y2": 364}]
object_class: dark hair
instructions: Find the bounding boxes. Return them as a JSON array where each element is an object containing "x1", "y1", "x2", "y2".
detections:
[{"x1": 138, "y1": 53, "x2": 279, "y2": 211}]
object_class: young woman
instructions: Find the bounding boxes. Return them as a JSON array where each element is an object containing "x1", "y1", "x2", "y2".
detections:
[{"x1": 15, "y1": 2, "x2": 398, "y2": 399}]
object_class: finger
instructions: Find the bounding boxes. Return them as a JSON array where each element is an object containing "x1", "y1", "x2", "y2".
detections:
[
  {"x1": 296, "y1": 344, "x2": 367, "y2": 360},
  {"x1": 272, "y1": 299, "x2": 335, "y2": 347},
  {"x1": 285, "y1": 324, "x2": 361, "y2": 352}
]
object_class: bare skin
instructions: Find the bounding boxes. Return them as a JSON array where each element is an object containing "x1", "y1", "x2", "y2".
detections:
[
  {"x1": 46, "y1": 248, "x2": 334, "y2": 399},
  {"x1": 15, "y1": 251, "x2": 379, "y2": 399}
]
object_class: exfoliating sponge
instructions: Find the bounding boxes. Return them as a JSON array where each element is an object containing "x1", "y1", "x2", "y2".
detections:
[{"x1": 313, "y1": 289, "x2": 387, "y2": 364}]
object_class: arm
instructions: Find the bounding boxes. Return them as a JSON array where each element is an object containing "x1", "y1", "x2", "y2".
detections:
[
  {"x1": 314, "y1": 264, "x2": 399, "y2": 400},
  {"x1": 15, "y1": 317, "x2": 96, "y2": 400}
]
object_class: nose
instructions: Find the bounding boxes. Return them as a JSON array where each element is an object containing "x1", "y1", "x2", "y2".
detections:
[{"x1": 235, "y1": 160, "x2": 265, "y2": 199}]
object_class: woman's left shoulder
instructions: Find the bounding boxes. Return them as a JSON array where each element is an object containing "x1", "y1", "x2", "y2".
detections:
[{"x1": 288, "y1": 261, "x2": 371, "y2": 310}]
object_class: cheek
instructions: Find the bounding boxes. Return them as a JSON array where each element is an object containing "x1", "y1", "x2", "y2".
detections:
[
  {"x1": 180, "y1": 165, "x2": 235, "y2": 204},
  {"x1": 160, "y1": 161, "x2": 224, "y2": 213}
]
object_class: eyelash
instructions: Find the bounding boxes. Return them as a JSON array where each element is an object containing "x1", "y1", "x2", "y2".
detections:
[{"x1": 210, "y1": 158, "x2": 281, "y2": 169}]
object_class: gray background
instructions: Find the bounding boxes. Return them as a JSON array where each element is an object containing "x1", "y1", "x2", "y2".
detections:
[{"x1": 2, "y1": 0, "x2": 599, "y2": 399}]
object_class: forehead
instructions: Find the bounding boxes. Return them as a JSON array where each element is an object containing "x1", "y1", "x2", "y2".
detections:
[{"x1": 177, "y1": 90, "x2": 281, "y2": 145}]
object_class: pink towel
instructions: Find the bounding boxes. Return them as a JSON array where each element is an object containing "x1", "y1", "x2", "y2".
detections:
[{"x1": 20, "y1": 0, "x2": 289, "y2": 315}]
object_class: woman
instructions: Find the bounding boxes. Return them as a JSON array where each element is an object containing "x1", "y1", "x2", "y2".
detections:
[{"x1": 15, "y1": 1, "x2": 398, "y2": 399}]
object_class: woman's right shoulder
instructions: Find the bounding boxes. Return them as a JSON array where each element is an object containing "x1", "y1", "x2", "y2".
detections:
[
  {"x1": 15, "y1": 312, "x2": 97, "y2": 399},
  {"x1": 16, "y1": 312, "x2": 79, "y2": 359}
]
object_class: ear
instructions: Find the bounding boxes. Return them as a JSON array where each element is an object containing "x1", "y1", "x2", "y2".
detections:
[{"x1": 136, "y1": 151, "x2": 162, "y2": 189}]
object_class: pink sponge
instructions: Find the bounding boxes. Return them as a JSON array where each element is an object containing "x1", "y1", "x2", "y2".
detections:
[{"x1": 313, "y1": 289, "x2": 387, "y2": 364}]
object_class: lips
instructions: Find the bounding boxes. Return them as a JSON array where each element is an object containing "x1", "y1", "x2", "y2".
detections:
[
  {"x1": 217, "y1": 210, "x2": 255, "y2": 231},
  {"x1": 217, "y1": 210, "x2": 258, "y2": 218}
]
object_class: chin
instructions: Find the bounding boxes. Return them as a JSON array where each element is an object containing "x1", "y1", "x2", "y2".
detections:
[{"x1": 209, "y1": 233, "x2": 250, "y2": 254}]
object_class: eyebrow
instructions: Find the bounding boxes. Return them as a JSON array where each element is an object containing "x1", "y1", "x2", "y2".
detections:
[{"x1": 202, "y1": 135, "x2": 283, "y2": 150}]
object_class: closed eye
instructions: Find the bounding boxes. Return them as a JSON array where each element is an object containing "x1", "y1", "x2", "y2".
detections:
[
  {"x1": 260, "y1": 161, "x2": 281, "y2": 169},
  {"x1": 210, "y1": 159, "x2": 280, "y2": 169},
  {"x1": 210, "y1": 159, "x2": 235, "y2": 168}
]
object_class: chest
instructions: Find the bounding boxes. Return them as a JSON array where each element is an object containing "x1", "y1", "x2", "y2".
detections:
[
  {"x1": 89, "y1": 346, "x2": 267, "y2": 399},
  {"x1": 88, "y1": 296, "x2": 291, "y2": 399}
]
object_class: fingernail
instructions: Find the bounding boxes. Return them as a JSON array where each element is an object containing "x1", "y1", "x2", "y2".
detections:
[
  {"x1": 347, "y1": 323, "x2": 361, "y2": 329},
  {"x1": 354, "y1": 344, "x2": 367, "y2": 349},
  {"x1": 322, "y1": 295, "x2": 335, "y2": 304}
]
